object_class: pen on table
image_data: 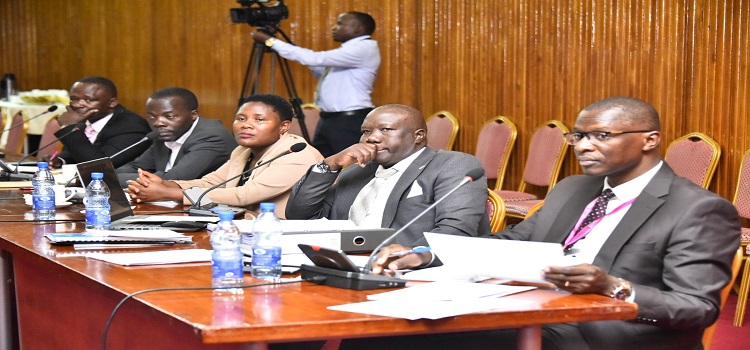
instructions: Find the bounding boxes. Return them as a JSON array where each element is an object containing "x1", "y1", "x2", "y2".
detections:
[
  {"x1": 387, "y1": 246, "x2": 431, "y2": 259},
  {"x1": 49, "y1": 150, "x2": 60, "y2": 161}
]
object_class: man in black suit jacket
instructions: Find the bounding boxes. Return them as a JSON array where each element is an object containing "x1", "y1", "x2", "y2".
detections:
[
  {"x1": 366, "y1": 97, "x2": 740, "y2": 350},
  {"x1": 48, "y1": 76, "x2": 151, "y2": 168},
  {"x1": 116, "y1": 87, "x2": 236, "y2": 187}
]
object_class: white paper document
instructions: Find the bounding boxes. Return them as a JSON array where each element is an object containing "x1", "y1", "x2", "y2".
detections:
[
  {"x1": 367, "y1": 281, "x2": 535, "y2": 301},
  {"x1": 401, "y1": 266, "x2": 492, "y2": 283},
  {"x1": 424, "y1": 232, "x2": 571, "y2": 283},
  {"x1": 328, "y1": 298, "x2": 534, "y2": 320},
  {"x1": 87, "y1": 249, "x2": 212, "y2": 266}
]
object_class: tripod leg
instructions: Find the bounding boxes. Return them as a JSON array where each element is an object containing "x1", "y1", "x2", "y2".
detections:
[
  {"x1": 276, "y1": 53, "x2": 311, "y2": 143},
  {"x1": 239, "y1": 42, "x2": 268, "y2": 106}
]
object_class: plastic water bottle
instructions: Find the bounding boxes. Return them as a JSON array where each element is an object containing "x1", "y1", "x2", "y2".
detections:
[
  {"x1": 251, "y1": 202, "x2": 283, "y2": 282},
  {"x1": 211, "y1": 211, "x2": 244, "y2": 293},
  {"x1": 85, "y1": 172, "x2": 111, "y2": 230},
  {"x1": 32, "y1": 162, "x2": 56, "y2": 220}
]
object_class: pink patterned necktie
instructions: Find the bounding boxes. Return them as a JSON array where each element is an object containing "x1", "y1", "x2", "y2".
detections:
[
  {"x1": 84, "y1": 124, "x2": 97, "y2": 143},
  {"x1": 576, "y1": 189, "x2": 615, "y2": 233}
]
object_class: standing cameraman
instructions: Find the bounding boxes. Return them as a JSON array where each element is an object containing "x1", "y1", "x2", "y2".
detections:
[{"x1": 251, "y1": 11, "x2": 380, "y2": 157}]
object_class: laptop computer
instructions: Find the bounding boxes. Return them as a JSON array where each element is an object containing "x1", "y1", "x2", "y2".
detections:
[{"x1": 75, "y1": 157, "x2": 219, "y2": 231}]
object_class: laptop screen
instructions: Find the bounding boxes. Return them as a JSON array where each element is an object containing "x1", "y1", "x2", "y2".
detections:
[{"x1": 75, "y1": 158, "x2": 134, "y2": 221}]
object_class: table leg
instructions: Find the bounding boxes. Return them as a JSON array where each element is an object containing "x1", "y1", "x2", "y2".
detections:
[{"x1": 517, "y1": 325, "x2": 542, "y2": 350}]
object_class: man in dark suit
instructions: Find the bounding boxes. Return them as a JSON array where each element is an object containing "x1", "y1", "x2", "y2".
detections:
[
  {"x1": 116, "y1": 87, "x2": 236, "y2": 187},
  {"x1": 368, "y1": 97, "x2": 740, "y2": 350},
  {"x1": 285, "y1": 104, "x2": 490, "y2": 247},
  {"x1": 47, "y1": 76, "x2": 151, "y2": 168}
]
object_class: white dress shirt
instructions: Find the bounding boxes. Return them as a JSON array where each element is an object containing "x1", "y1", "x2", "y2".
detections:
[
  {"x1": 350, "y1": 148, "x2": 426, "y2": 228},
  {"x1": 272, "y1": 36, "x2": 381, "y2": 112},
  {"x1": 163, "y1": 118, "x2": 199, "y2": 172},
  {"x1": 564, "y1": 161, "x2": 664, "y2": 264},
  {"x1": 84, "y1": 113, "x2": 113, "y2": 143}
]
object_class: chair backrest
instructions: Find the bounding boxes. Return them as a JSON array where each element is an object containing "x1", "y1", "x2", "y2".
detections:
[
  {"x1": 732, "y1": 148, "x2": 750, "y2": 220},
  {"x1": 4, "y1": 111, "x2": 27, "y2": 154},
  {"x1": 665, "y1": 132, "x2": 721, "y2": 189},
  {"x1": 36, "y1": 117, "x2": 62, "y2": 159},
  {"x1": 517, "y1": 120, "x2": 569, "y2": 193},
  {"x1": 702, "y1": 246, "x2": 743, "y2": 350},
  {"x1": 474, "y1": 116, "x2": 518, "y2": 190},
  {"x1": 425, "y1": 110, "x2": 459, "y2": 150},
  {"x1": 486, "y1": 189, "x2": 506, "y2": 232},
  {"x1": 288, "y1": 103, "x2": 320, "y2": 143}
]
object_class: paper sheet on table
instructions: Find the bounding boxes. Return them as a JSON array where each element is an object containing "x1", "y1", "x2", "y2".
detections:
[
  {"x1": 328, "y1": 298, "x2": 535, "y2": 320},
  {"x1": 401, "y1": 266, "x2": 492, "y2": 283},
  {"x1": 87, "y1": 249, "x2": 212, "y2": 266},
  {"x1": 424, "y1": 233, "x2": 570, "y2": 284},
  {"x1": 367, "y1": 281, "x2": 535, "y2": 301}
]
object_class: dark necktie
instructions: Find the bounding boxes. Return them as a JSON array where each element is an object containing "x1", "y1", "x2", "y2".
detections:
[{"x1": 576, "y1": 189, "x2": 615, "y2": 233}]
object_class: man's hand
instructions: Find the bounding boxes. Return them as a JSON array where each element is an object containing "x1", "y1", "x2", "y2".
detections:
[
  {"x1": 251, "y1": 31, "x2": 272, "y2": 43},
  {"x1": 542, "y1": 263, "x2": 621, "y2": 295},
  {"x1": 370, "y1": 244, "x2": 432, "y2": 276},
  {"x1": 56, "y1": 105, "x2": 96, "y2": 126},
  {"x1": 126, "y1": 169, "x2": 182, "y2": 203},
  {"x1": 40, "y1": 154, "x2": 63, "y2": 169},
  {"x1": 325, "y1": 143, "x2": 378, "y2": 171}
]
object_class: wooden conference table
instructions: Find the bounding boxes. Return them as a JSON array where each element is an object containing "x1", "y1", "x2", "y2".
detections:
[{"x1": 0, "y1": 189, "x2": 638, "y2": 350}]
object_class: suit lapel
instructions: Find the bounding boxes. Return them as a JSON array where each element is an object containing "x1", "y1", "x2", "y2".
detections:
[
  {"x1": 592, "y1": 166, "x2": 673, "y2": 271},
  {"x1": 381, "y1": 148, "x2": 436, "y2": 228},
  {"x1": 542, "y1": 180, "x2": 603, "y2": 244}
]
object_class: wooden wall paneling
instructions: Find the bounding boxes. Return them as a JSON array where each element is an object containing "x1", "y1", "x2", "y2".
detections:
[{"x1": 1, "y1": 0, "x2": 749, "y2": 201}]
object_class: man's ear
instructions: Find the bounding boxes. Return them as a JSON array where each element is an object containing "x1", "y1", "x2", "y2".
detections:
[
  {"x1": 643, "y1": 131, "x2": 661, "y2": 150},
  {"x1": 108, "y1": 97, "x2": 119, "y2": 109},
  {"x1": 414, "y1": 128, "x2": 427, "y2": 144}
]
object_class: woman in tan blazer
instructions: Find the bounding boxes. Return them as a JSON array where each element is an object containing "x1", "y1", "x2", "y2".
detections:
[{"x1": 127, "y1": 94, "x2": 324, "y2": 218}]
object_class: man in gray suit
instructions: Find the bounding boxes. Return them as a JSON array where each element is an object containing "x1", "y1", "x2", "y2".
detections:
[
  {"x1": 368, "y1": 97, "x2": 740, "y2": 350},
  {"x1": 116, "y1": 87, "x2": 236, "y2": 187},
  {"x1": 285, "y1": 104, "x2": 490, "y2": 247}
]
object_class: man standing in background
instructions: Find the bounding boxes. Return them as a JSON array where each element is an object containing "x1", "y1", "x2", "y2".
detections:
[{"x1": 251, "y1": 11, "x2": 380, "y2": 157}]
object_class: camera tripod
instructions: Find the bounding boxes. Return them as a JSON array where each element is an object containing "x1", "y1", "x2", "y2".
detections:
[{"x1": 239, "y1": 29, "x2": 311, "y2": 142}]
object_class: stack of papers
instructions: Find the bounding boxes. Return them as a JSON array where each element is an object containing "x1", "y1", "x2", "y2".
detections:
[
  {"x1": 87, "y1": 249, "x2": 212, "y2": 266},
  {"x1": 45, "y1": 229, "x2": 193, "y2": 246},
  {"x1": 328, "y1": 281, "x2": 535, "y2": 320}
]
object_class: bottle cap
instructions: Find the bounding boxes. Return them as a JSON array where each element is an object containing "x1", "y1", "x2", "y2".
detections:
[
  {"x1": 218, "y1": 211, "x2": 235, "y2": 221},
  {"x1": 37, "y1": 162, "x2": 49, "y2": 169},
  {"x1": 91, "y1": 172, "x2": 103, "y2": 180},
  {"x1": 260, "y1": 202, "x2": 275, "y2": 212}
]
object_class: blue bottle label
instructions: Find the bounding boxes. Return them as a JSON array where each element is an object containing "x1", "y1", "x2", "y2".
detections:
[
  {"x1": 252, "y1": 246, "x2": 282, "y2": 267},
  {"x1": 86, "y1": 207, "x2": 111, "y2": 225},
  {"x1": 212, "y1": 257, "x2": 243, "y2": 279},
  {"x1": 32, "y1": 195, "x2": 56, "y2": 210}
]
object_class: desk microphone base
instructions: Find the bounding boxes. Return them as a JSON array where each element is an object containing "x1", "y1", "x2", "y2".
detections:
[
  {"x1": 187, "y1": 205, "x2": 246, "y2": 218},
  {"x1": 0, "y1": 171, "x2": 33, "y2": 181},
  {"x1": 300, "y1": 264, "x2": 406, "y2": 290}
]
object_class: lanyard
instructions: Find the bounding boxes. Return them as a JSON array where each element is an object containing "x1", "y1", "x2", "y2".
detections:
[{"x1": 563, "y1": 197, "x2": 637, "y2": 249}]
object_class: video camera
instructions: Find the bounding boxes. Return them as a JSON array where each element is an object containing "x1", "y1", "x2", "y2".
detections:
[{"x1": 230, "y1": 0, "x2": 289, "y2": 30}]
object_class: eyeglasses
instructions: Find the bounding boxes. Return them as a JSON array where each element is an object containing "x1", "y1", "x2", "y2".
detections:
[{"x1": 564, "y1": 130, "x2": 654, "y2": 145}]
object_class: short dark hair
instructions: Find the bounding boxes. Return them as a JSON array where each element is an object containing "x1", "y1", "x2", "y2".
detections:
[
  {"x1": 149, "y1": 87, "x2": 199, "y2": 111},
  {"x1": 240, "y1": 94, "x2": 294, "y2": 122},
  {"x1": 583, "y1": 96, "x2": 661, "y2": 131},
  {"x1": 76, "y1": 76, "x2": 118, "y2": 97},
  {"x1": 348, "y1": 11, "x2": 376, "y2": 35}
]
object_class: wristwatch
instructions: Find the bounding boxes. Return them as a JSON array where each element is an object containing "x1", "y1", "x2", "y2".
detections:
[
  {"x1": 609, "y1": 278, "x2": 633, "y2": 300},
  {"x1": 314, "y1": 161, "x2": 338, "y2": 174},
  {"x1": 265, "y1": 38, "x2": 275, "y2": 47}
]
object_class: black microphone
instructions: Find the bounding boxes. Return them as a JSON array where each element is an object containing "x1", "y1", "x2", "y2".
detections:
[
  {"x1": 299, "y1": 168, "x2": 485, "y2": 289},
  {"x1": 2, "y1": 105, "x2": 59, "y2": 135},
  {"x1": 186, "y1": 142, "x2": 307, "y2": 216},
  {"x1": 108, "y1": 130, "x2": 159, "y2": 161},
  {"x1": 9, "y1": 127, "x2": 81, "y2": 176}
]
